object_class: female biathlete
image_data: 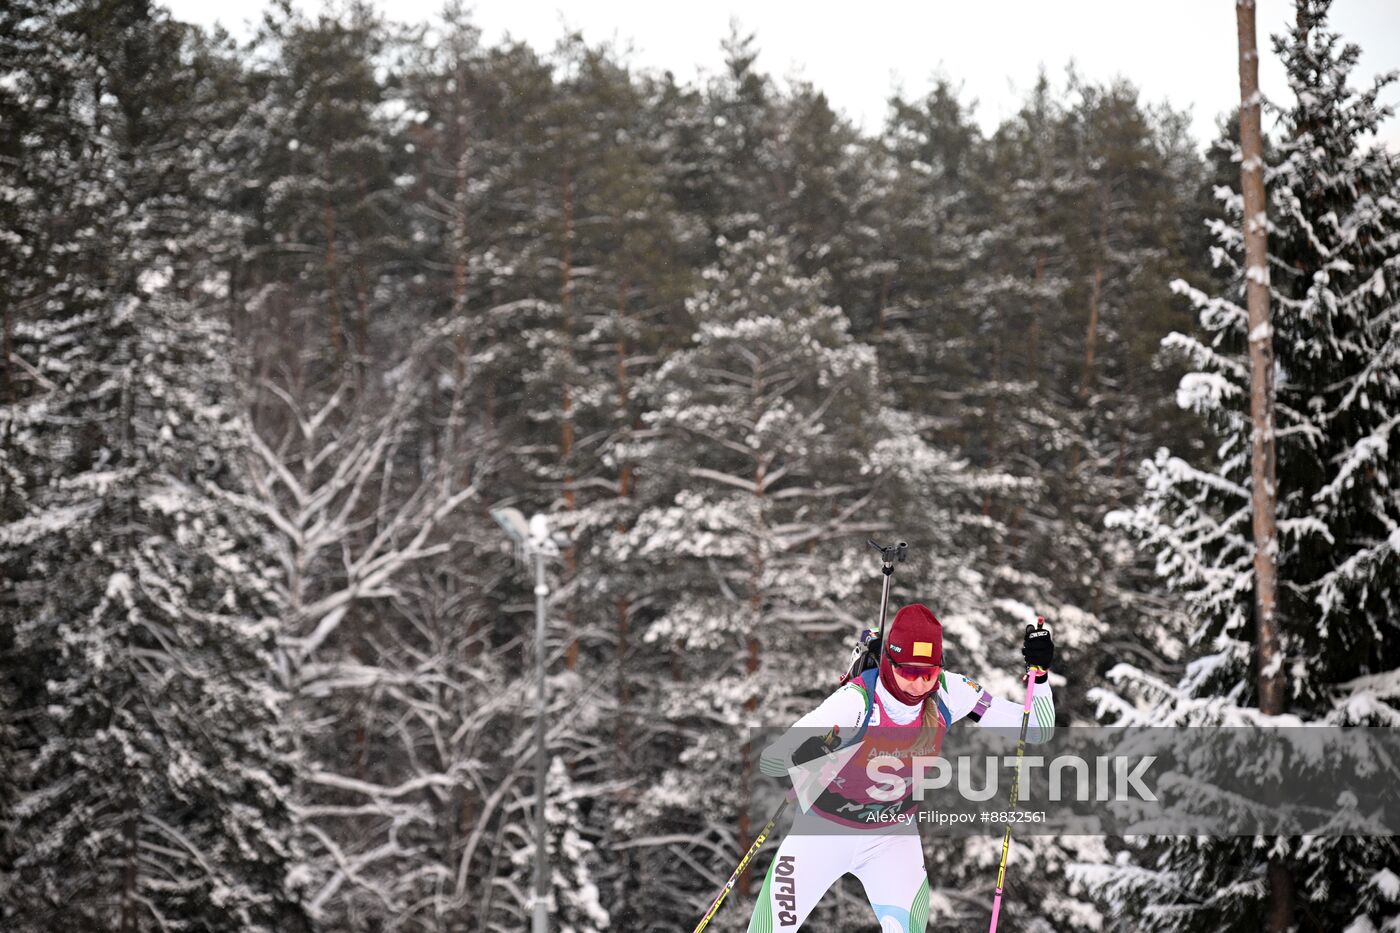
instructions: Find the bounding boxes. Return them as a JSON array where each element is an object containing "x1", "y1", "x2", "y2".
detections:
[{"x1": 747, "y1": 604, "x2": 1056, "y2": 932}]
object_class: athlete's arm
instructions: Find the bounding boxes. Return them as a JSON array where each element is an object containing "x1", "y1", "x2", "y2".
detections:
[
  {"x1": 938, "y1": 624, "x2": 1057, "y2": 743},
  {"x1": 757, "y1": 683, "x2": 869, "y2": 778},
  {"x1": 940, "y1": 672, "x2": 1055, "y2": 743}
]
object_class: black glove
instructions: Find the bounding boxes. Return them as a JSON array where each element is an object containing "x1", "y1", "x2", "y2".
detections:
[
  {"x1": 792, "y1": 727, "x2": 841, "y2": 766},
  {"x1": 1023, "y1": 623, "x2": 1053, "y2": 682}
]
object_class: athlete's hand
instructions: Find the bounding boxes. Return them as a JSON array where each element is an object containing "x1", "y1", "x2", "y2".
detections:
[
  {"x1": 1022, "y1": 621, "x2": 1053, "y2": 683},
  {"x1": 792, "y1": 726, "x2": 841, "y2": 766},
  {"x1": 789, "y1": 727, "x2": 844, "y2": 804}
]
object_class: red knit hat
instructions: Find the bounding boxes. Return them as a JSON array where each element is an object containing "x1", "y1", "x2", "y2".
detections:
[{"x1": 879, "y1": 604, "x2": 943, "y2": 704}]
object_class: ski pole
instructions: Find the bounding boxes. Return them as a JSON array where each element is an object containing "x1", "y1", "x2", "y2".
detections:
[
  {"x1": 690, "y1": 796, "x2": 789, "y2": 933},
  {"x1": 691, "y1": 726, "x2": 838, "y2": 933},
  {"x1": 988, "y1": 615, "x2": 1045, "y2": 933}
]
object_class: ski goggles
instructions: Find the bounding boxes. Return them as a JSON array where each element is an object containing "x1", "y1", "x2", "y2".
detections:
[{"x1": 892, "y1": 662, "x2": 940, "y2": 682}]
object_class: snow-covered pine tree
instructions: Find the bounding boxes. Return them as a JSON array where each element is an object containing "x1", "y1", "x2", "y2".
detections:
[
  {"x1": 974, "y1": 76, "x2": 1088, "y2": 634},
  {"x1": 874, "y1": 79, "x2": 995, "y2": 407},
  {"x1": 234, "y1": 1, "x2": 406, "y2": 390},
  {"x1": 1030, "y1": 77, "x2": 1206, "y2": 643},
  {"x1": 768, "y1": 80, "x2": 874, "y2": 323},
  {"x1": 657, "y1": 26, "x2": 785, "y2": 260},
  {"x1": 538, "y1": 40, "x2": 700, "y2": 928},
  {"x1": 530, "y1": 758, "x2": 611, "y2": 933},
  {"x1": 0, "y1": 0, "x2": 100, "y2": 909},
  {"x1": 0, "y1": 4, "x2": 307, "y2": 928},
  {"x1": 517, "y1": 32, "x2": 688, "y2": 666},
  {"x1": 1265, "y1": 4, "x2": 1400, "y2": 714},
  {"x1": 3, "y1": 291, "x2": 311, "y2": 933},
  {"x1": 1085, "y1": 2, "x2": 1400, "y2": 928}
]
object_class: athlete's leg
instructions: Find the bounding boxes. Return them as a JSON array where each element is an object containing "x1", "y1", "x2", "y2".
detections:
[
  {"x1": 745, "y1": 824, "x2": 853, "y2": 933},
  {"x1": 850, "y1": 829, "x2": 930, "y2": 933}
]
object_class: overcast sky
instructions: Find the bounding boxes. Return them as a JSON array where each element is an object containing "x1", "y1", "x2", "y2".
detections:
[{"x1": 166, "y1": 0, "x2": 1400, "y2": 151}]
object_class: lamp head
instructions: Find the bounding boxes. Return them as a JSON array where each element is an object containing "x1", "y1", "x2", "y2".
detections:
[
  {"x1": 491, "y1": 507, "x2": 530, "y2": 544},
  {"x1": 492, "y1": 506, "x2": 560, "y2": 558}
]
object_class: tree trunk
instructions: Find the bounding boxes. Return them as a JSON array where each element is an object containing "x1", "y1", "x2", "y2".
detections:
[
  {"x1": 119, "y1": 810, "x2": 139, "y2": 933},
  {"x1": 321, "y1": 204, "x2": 344, "y2": 371},
  {"x1": 1, "y1": 289, "x2": 12, "y2": 404},
  {"x1": 559, "y1": 163, "x2": 579, "y2": 670},
  {"x1": 738, "y1": 433, "x2": 767, "y2": 895},
  {"x1": 450, "y1": 138, "x2": 475, "y2": 480},
  {"x1": 1237, "y1": 2, "x2": 1294, "y2": 928},
  {"x1": 615, "y1": 594, "x2": 631, "y2": 766},
  {"x1": 738, "y1": 562, "x2": 762, "y2": 895},
  {"x1": 877, "y1": 269, "x2": 891, "y2": 340},
  {"x1": 615, "y1": 291, "x2": 634, "y2": 764},
  {"x1": 451, "y1": 100, "x2": 473, "y2": 391},
  {"x1": 1080, "y1": 264, "x2": 1103, "y2": 400},
  {"x1": 351, "y1": 263, "x2": 371, "y2": 391},
  {"x1": 1236, "y1": 0, "x2": 1285, "y2": 730},
  {"x1": 984, "y1": 333, "x2": 1003, "y2": 517},
  {"x1": 1029, "y1": 253, "x2": 1045, "y2": 377}
]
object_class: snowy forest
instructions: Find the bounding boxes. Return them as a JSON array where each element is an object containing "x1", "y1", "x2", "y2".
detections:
[{"x1": 2, "y1": 0, "x2": 1399, "y2": 929}]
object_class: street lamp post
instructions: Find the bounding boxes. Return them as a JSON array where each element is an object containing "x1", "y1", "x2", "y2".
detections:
[{"x1": 491, "y1": 507, "x2": 558, "y2": 933}]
